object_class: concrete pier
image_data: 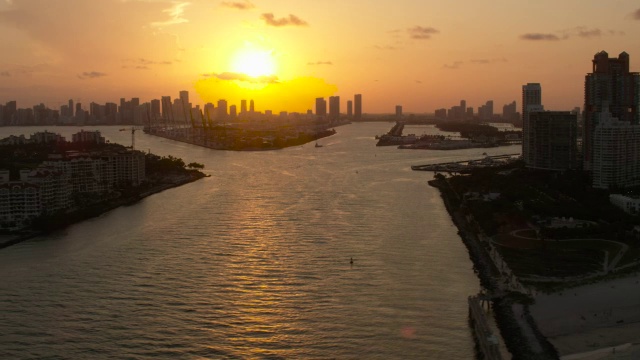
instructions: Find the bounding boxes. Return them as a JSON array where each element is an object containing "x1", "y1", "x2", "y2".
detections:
[{"x1": 469, "y1": 295, "x2": 503, "y2": 360}]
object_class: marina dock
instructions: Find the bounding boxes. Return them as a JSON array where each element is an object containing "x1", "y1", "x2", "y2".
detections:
[{"x1": 411, "y1": 154, "x2": 520, "y2": 172}]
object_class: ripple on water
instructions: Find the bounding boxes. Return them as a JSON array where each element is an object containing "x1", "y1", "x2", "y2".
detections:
[{"x1": 0, "y1": 123, "x2": 505, "y2": 359}]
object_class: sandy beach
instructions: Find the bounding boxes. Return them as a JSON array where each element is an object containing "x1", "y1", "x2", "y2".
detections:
[{"x1": 529, "y1": 273, "x2": 640, "y2": 359}]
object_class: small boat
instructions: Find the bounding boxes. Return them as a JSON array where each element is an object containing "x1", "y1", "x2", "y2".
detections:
[{"x1": 315, "y1": 142, "x2": 323, "y2": 148}]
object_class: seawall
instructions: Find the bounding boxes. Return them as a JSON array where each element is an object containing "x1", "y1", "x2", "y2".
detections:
[{"x1": 428, "y1": 177, "x2": 559, "y2": 359}]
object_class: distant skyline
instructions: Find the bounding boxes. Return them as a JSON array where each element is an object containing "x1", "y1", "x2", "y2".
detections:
[{"x1": 1, "y1": 0, "x2": 639, "y2": 113}]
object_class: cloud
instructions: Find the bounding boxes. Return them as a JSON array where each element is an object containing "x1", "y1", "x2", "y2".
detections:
[
  {"x1": 78, "y1": 71, "x2": 107, "y2": 79},
  {"x1": 122, "y1": 58, "x2": 173, "y2": 69},
  {"x1": 151, "y1": 2, "x2": 190, "y2": 27},
  {"x1": 574, "y1": 27, "x2": 601, "y2": 38},
  {"x1": 469, "y1": 58, "x2": 507, "y2": 64},
  {"x1": 307, "y1": 61, "x2": 333, "y2": 65},
  {"x1": 374, "y1": 45, "x2": 399, "y2": 50},
  {"x1": 520, "y1": 33, "x2": 561, "y2": 41},
  {"x1": 633, "y1": 8, "x2": 640, "y2": 20},
  {"x1": 202, "y1": 72, "x2": 279, "y2": 84},
  {"x1": 261, "y1": 13, "x2": 308, "y2": 27},
  {"x1": 443, "y1": 61, "x2": 463, "y2": 69},
  {"x1": 0, "y1": 71, "x2": 10, "y2": 77},
  {"x1": 407, "y1": 26, "x2": 439, "y2": 40},
  {"x1": 221, "y1": 1, "x2": 254, "y2": 10},
  {"x1": 521, "y1": 27, "x2": 622, "y2": 41}
]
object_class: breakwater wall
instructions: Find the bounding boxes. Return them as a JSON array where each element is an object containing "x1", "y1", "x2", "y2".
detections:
[
  {"x1": 469, "y1": 296, "x2": 503, "y2": 360},
  {"x1": 429, "y1": 178, "x2": 559, "y2": 359}
]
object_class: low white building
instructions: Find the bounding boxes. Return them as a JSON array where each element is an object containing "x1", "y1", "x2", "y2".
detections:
[{"x1": 610, "y1": 194, "x2": 640, "y2": 215}]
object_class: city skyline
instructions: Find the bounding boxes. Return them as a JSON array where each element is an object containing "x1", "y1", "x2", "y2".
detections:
[{"x1": 1, "y1": 1, "x2": 639, "y2": 113}]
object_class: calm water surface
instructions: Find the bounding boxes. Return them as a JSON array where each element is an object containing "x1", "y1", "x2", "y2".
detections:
[{"x1": 0, "y1": 123, "x2": 520, "y2": 359}]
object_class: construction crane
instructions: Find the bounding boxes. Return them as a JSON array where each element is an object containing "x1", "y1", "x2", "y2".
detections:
[{"x1": 119, "y1": 127, "x2": 139, "y2": 150}]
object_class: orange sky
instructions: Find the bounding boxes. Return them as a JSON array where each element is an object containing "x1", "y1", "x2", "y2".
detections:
[{"x1": 1, "y1": 0, "x2": 639, "y2": 113}]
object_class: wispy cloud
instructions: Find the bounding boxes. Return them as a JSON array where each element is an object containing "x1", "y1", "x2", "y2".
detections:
[
  {"x1": 469, "y1": 58, "x2": 507, "y2": 64},
  {"x1": 151, "y1": 2, "x2": 189, "y2": 27},
  {"x1": 374, "y1": 45, "x2": 399, "y2": 50},
  {"x1": 78, "y1": 71, "x2": 107, "y2": 79},
  {"x1": 443, "y1": 61, "x2": 463, "y2": 69},
  {"x1": 307, "y1": 61, "x2": 333, "y2": 65},
  {"x1": 261, "y1": 13, "x2": 308, "y2": 27},
  {"x1": 221, "y1": 1, "x2": 254, "y2": 10},
  {"x1": 122, "y1": 58, "x2": 173, "y2": 69},
  {"x1": 0, "y1": 71, "x2": 10, "y2": 77},
  {"x1": 520, "y1": 33, "x2": 561, "y2": 41},
  {"x1": 633, "y1": 8, "x2": 640, "y2": 20},
  {"x1": 202, "y1": 72, "x2": 278, "y2": 83},
  {"x1": 521, "y1": 27, "x2": 623, "y2": 41},
  {"x1": 407, "y1": 26, "x2": 439, "y2": 40}
]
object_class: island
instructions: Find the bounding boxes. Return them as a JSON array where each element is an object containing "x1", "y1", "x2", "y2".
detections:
[
  {"x1": 0, "y1": 130, "x2": 206, "y2": 248},
  {"x1": 376, "y1": 121, "x2": 521, "y2": 149},
  {"x1": 145, "y1": 117, "x2": 349, "y2": 151}
]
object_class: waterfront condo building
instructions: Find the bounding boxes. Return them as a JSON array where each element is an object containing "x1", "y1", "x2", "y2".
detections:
[
  {"x1": 583, "y1": 51, "x2": 640, "y2": 171},
  {"x1": 524, "y1": 111, "x2": 578, "y2": 171},
  {"x1": 591, "y1": 107, "x2": 640, "y2": 189},
  {"x1": 522, "y1": 83, "x2": 544, "y2": 166}
]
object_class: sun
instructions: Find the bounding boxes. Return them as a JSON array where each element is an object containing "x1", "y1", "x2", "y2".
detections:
[{"x1": 231, "y1": 48, "x2": 276, "y2": 78}]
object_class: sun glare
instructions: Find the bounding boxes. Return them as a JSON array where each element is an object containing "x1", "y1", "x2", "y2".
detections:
[{"x1": 231, "y1": 48, "x2": 276, "y2": 78}]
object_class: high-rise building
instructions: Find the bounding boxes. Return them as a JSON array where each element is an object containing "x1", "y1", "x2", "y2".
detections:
[
  {"x1": 241, "y1": 99, "x2": 247, "y2": 114},
  {"x1": 591, "y1": 106, "x2": 640, "y2": 189},
  {"x1": 179, "y1": 91, "x2": 189, "y2": 106},
  {"x1": 522, "y1": 83, "x2": 542, "y2": 123},
  {"x1": 315, "y1": 98, "x2": 327, "y2": 116},
  {"x1": 583, "y1": 51, "x2": 640, "y2": 170},
  {"x1": 347, "y1": 100, "x2": 353, "y2": 118},
  {"x1": 229, "y1": 105, "x2": 237, "y2": 118},
  {"x1": 524, "y1": 111, "x2": 578, "y2": 171},
  {"x1": 68, "y1": 99, "x2": 74, "y2": 117},
  {"x1": 395, "y1": 105, "x2": 403, "y2": 117},
  {"x1": 354, "y1": 94, "x2": 362, "y2": 120},
  {"x1": 217, "y1": 99, "x2": 228, "y2": 119},
  {"x1": 249, "y1": 100, "x2": 255, "y2": 113},
  {"x1": 179, "y1": 91, "x2": 190, "y2": 122},
  {"x1": 435, "y1": 108, "x2": 447, "y2": 119},
  {"x1": 522, "y1": 83, "x2": 544, "y2": 165},
  {"x1": 329, "y1": 96, "x2": 340, "y2": 120},
  {"x1": 204, "y1": 103, "x2": 215, "y2": 122},
  {"x1": 161, "y1": 96, "x2": 172, "y2": 120},
  {"x1": 478, "y1": 100, "x2": 494, "y2": 120},
  {"x1": 503, "y1": 101, "x2": 517, "y2": 121},
  {"x1": 3, "y1": 101, "x2": 17, "y2": 125},
  {"x1": 150, "y1": 99, "x2": 161, "y2": 121}
]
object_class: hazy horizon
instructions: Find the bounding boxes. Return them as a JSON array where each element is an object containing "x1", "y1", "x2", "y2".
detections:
[{"x1": 1, "y1": 0, "x2": 639, "y2": 113}]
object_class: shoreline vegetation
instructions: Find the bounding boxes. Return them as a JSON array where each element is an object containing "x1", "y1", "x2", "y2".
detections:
[
  {"x1": 0, "y1": 141, "x2": 207, "y2": 249},
  {"x1": 429, "y1": 160, "x2": 640, "y2": 359}
]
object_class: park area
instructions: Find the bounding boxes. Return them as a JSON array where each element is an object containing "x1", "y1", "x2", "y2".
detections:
[{"x1": 444, "y1": 162, "x2": 640, "y2": 289}]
